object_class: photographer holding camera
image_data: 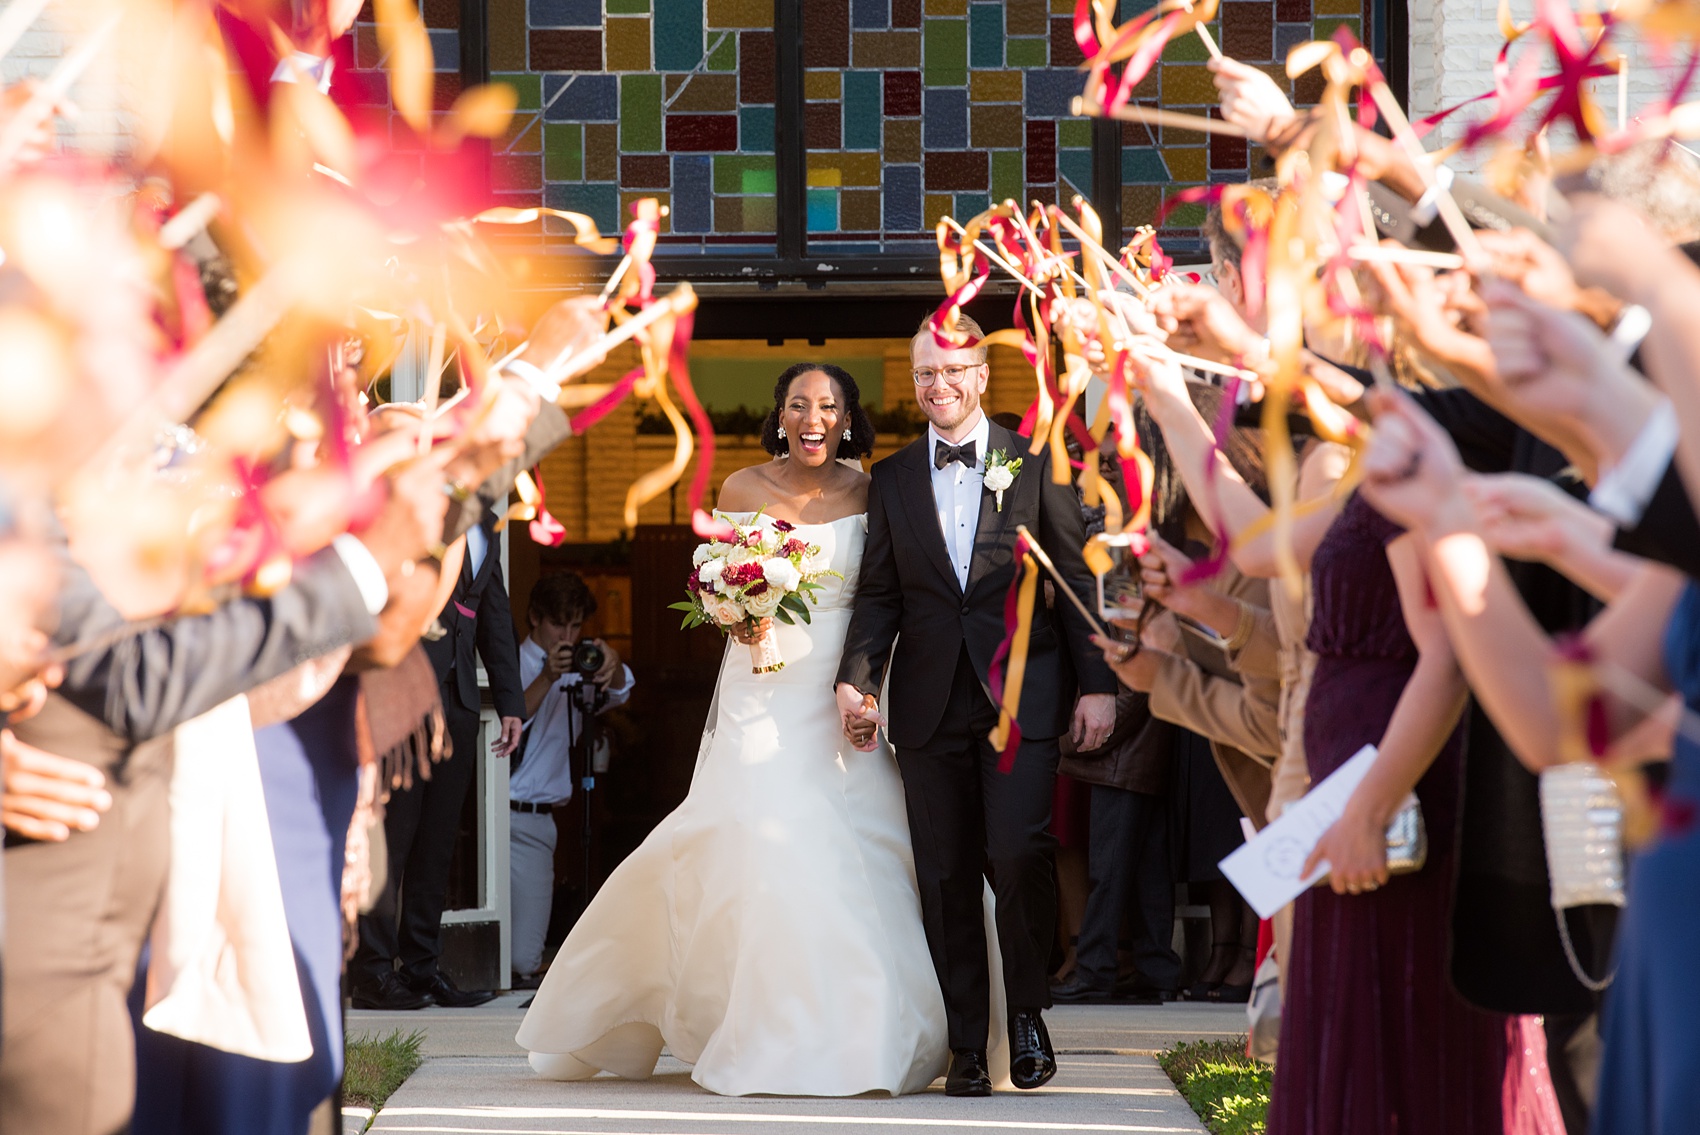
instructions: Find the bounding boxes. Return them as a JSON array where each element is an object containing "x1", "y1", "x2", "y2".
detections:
[{"x1": 510, "y1": 572, "x2": 633, "y2": 989}]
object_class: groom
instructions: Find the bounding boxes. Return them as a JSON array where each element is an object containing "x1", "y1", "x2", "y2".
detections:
[{"x1": 835, "y1": 314, "x2": 1117, "y2": 1096}]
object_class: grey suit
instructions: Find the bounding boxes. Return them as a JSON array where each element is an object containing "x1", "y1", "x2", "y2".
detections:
[{"x1": 1, "y1": 547, "x2": 377, "y2": 1135}]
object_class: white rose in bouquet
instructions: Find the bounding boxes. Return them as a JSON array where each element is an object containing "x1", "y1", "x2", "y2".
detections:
[
  {"x1": 761, "y1": 557, "x2": 803, "y2": 592},
  {"x1": 697, "y1": 558, "x2": 725, "y2": 585},
  {"x1": 692, "y1": 543, "x2": 715, "y2": 567},
  {"x1": 703, "y1": 593, "x2": 745, "y2": 625},
  {"x1": 744, "y1": 586, "x2": 785, "y2": 618}
]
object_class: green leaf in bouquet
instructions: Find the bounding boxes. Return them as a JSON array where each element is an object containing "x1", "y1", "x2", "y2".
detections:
[{"x1": 774, "y1": 606, "x2": 796, "y2": 625}]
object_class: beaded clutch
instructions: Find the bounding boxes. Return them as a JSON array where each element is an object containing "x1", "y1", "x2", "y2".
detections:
[{"x1": 1384, "y1": 794, "x2": 1428, "y2": 876}]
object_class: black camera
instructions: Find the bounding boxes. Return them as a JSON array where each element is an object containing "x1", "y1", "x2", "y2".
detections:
[{"x1": 570, "y1": 639, "x2": 606, "y2": 677}]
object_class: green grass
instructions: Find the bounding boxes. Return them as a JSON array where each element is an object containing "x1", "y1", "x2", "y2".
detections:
[
  {"x1": 343, "y1": 1029, "x2": 425, "y2": 1110},
  {"x1": 1156, "y1": 1038, "x2": 1272, "y2": 1135}
]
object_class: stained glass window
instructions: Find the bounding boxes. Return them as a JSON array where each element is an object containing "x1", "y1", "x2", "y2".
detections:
[
  {"x1": 481, "y1": 0, "x2": 780, "y2": 250},
  {"x1": 1120, "y1": 0, "x2": 1381, "y2": 243},
  {"x1": 345, "y1": 0, "x2": 1384, "y2": 259}
]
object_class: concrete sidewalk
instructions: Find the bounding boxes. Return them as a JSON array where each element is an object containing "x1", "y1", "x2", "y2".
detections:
[{"x1": 346, "y1": 996, "x2": 1246, "y2": 1135}]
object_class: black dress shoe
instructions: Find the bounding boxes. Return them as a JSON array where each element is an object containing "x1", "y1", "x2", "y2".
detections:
[
  {"x1": 1050, "y1": 976, "x2": 1113, "y2": 1004},
  {"x1": 411, "y1": 973, "x2": 497, "y2": 1008},
  {"x1": 1008, "y1": 1010, "x2": 1057, "y2": 1090},
  {"x1": 944, "y1": 1048, "x2": 993, "y2": 1097},
  {"x1": 350, "y1": 972, "x2": 431, "y2": 1011}
]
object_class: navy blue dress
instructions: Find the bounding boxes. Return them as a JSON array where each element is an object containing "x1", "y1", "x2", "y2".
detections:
[
  {"x1": 132, "y1": 677, "x2": 361, "y2": 1135},
  {"x1": 1593, "y1": 583, "x2": 1700, "y2": 1134}
]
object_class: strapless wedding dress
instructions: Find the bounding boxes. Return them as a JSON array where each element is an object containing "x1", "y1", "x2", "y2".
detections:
[{"x1": 516, "y1": 513, "x2": 1007, "y2": 1096}]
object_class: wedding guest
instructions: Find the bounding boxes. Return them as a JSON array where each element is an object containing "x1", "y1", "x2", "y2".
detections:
[
  {"x1": 509, "y1": 572, "x2": 632, "y2": 989},
  {"x1": 0, "y1": 467, "x2": 445, "y2": 1135},
  {"x1": 352, "y1": 502, "x2": 526, "y2": 1010},
  {"x1": 1358, "y1": 382, "x2": 1695, "y2": 1135}
]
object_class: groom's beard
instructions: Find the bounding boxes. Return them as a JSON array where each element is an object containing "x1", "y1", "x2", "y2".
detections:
[{"x1": 918, "y1": 385, "x2": 979, "y2": 434}]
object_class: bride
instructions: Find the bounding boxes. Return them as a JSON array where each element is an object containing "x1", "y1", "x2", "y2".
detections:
[{"x1": 516, "y1": 362, "x2": 1007, "y2": 1096}]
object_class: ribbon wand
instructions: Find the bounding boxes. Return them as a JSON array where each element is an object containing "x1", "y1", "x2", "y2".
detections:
[{"x1": 1013, "y1": 525, "x2": 1111, "y2": 640}]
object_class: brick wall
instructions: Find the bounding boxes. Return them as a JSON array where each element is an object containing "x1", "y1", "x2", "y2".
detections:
[{"x1": 1407, "y1": 1, "x2": 1669, "y2": 163}]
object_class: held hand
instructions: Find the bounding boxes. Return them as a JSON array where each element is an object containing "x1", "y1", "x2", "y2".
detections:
[
  {"x1": 492, "y1": 716, "x2": 524, "y2": 758},
  {"x1": 517, "y1": 296, "x2": 610, "y2": 384},
  {"x1": 1071, "y1": 692, "x2": 1118, "y2": 752},
  {"x1": 835, "y1": 683, "x2": 884, "y2": 752},
  {"x1": 591, "y1": 639, "x2": 625, "y2": 689},
  {"x1": 1137, "y1": 534, "x2": 1197, "y2": 610},
  {"x1": 2, "y1": 730, "x2": 112, "y2": 841},
  {"x1": 1364, "y1": 253, "x2": 1496, "y2": 384},
  {"x1": 1359, "y1": 387, "x2": 1470, "y2": 534},
  {"x1": 1146, "y1": 282, "x2": 1267, "y2": 367},
  {"x1": 1209, "y1": 57, "x2": 1296, "y2": 143},
  {"x1": 354, "y1": 450, "x2": 454, "y2": 582},
  {"x1": 728, "y1": 617, "x2": 773, "y2": 646},
  {"x1": 1092, "y1": 633, "x2": 1162, "y2": 693},
  {"x1": 1301, "y1": 805, "x2": 1391, "y2": 895},
  {"x1": 544, "y1": 643, "x2": 573, "y2": 680},
  {"x1": 1554, "y1": 194, "x2": 1676, "y2": 309},
  {"x1": 1461, "y1": 472, "x2": 1613, "y2": 564}
]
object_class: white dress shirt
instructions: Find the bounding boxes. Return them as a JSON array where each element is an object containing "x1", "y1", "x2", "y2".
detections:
[
  {"x1": 509, "y1": 637, "x2": 634, "y2": 805},
  {"x1": 465, "y1": 521, "x2": 488, "y2": 577},
  {"x1": 927, "y1": 411, "x2": 990, "y2": 591},
  {"x1": 1591, "y1": 397, "x2": 1678, "y2": 527}
]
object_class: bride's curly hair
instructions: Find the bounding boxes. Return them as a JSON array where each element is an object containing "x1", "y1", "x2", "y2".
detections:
[{"x1": 760, "y1": 362, "x2": 877, "y2": 460}]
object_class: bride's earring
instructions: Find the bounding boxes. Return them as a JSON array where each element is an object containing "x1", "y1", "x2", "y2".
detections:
[
  {"x1": 843, "y1": 426, "x2": 853, "y2": 442},
  {"x1": 777, "y1": 426, "x2": 786, "y2": 439}
]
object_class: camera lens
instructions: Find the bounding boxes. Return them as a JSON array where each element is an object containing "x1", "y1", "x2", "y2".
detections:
[{"x1": 571, "y1": 640, "x2": 606, "y2": 676}]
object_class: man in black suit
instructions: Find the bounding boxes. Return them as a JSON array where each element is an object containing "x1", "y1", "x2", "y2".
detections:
[
  {"x1": 354, "y1": 508, "x2": 527, "y2": 1008},
  {"x1": 835, "y1": 315, "x2": 1117, "y2": 1096}
]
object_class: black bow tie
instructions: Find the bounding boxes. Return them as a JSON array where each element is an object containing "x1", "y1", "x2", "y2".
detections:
[{"x1": 934, "y1": 439, "x2": 977, "y2": 470}]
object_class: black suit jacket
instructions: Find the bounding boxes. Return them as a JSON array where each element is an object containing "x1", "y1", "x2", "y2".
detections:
[
  {"x1": 836, "y1": 420, "x2": 1116, "y2": 749},
  {"x1": 423, "y1": 512, "x2": 526, "y2": 719}
]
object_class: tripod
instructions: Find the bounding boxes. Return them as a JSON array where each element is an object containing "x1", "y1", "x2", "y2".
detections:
[{"x1": 562, "y1": 677, "x2": 609, "y2": 913}]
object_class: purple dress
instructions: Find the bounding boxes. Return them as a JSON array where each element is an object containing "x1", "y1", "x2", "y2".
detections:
[{"x1": 1268, "y1": 494, "x2": 1508, "y2": 1135}]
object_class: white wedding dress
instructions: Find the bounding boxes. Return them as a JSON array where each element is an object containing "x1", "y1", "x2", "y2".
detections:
[{"x1": 516, "y1": 512, "x2": 1007, "y2": 1096}]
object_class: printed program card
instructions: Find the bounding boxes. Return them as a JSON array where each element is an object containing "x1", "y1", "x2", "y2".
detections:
[{"x1": 1219, "y1": 744, "x2": 1379, "y2": 919}]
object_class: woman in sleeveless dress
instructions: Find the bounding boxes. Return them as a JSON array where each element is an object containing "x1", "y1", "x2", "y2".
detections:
[
  {"x1": 517, "y1": 364, "x2": 1006, "y2": 1097},
  {"x1": 1267, "y1": 492, "x2": 1513, "y2": 1134}
]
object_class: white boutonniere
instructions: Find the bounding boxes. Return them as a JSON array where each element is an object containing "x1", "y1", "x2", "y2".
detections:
[{"x1": 983, "y1": 449, "x2": 1021, "y2": 512}]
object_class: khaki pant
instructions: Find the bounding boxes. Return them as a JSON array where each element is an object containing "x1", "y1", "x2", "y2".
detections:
[{"x1": 1, "y1": 697, "x2": 173, "y2": 1135}]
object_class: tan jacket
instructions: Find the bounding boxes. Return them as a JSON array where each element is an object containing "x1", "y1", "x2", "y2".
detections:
[{"x1": 1147, "y1": 563, "x2": 1281, "y2": 828}]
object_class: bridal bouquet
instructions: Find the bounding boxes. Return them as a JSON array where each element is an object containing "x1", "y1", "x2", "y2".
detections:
[{"x1": 670, "y1": 514, "x2": 834, "y2": 673}]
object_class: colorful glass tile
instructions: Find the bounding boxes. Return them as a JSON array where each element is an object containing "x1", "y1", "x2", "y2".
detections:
[
  {"x1": 739, "y1": 105, "x2": 776, "y2": 151},
  {"x1": 673, "y1": 73, "x2": 738, "y2": 111},
  {"x1": 854, "y1": 29, "x2": 922, "y2": 67},
  {"x1": 990, "y1": 149, "x2": 1023, "y2": 202},
  {"x1": 706, "y1": 0, "x2": 771, "y2": 25},
  {"x1": 805, "y1": 71, "x2": 843, "y2": 100},
  {"x1": 807, "y1": 187, "x2": 839, "y2": 232},
  {"x1": 653, "y1": 0, "x2": 705, "y2": 69},
  {"x1": 544, "y1": 74, "x2": 617, "y2": 121},
  {"x1": 891, "y1": 0, "x2": 922, "y2": 27},
  {"x1": 923, "y1": 87, "x2": 969, "y2": 148},
  {"x1": 841, "y1": 189, "x2": 882, "y2": 230},
  {"x1": 1004, "y1": 35, "x2": 1045, "y2": 67},
  {"x1": 621, "y1": 74, "x2": 663, "y2": 150},
  {"x1": 543, "y1": 122, "x2": 582, "y2": 180},
  {"x1": 884, "y1": 167, "x2": 923, "y2": 229},
  {"x1": 671, "y1": 154, "x2": 713, "y2": 231},
  {"x1": 884, "y1": 119, "x2": 922, "y2": 162},
  {"x1": 1006, "y1": 0, "x2": 1048, "y2": 35},
  {"x1": 844, "y1": 72, "x2": 883, "y2": 148},
  {"x1": 803, "y1": 0, "x2": 851, "y2": 67},
  {"x1": 605, "y1": 17, "x2": 651, "y2": 70},
  {"x1": 922, "y1": 19, "x2": 967, "y2": 86},
  {"x1": 884, "y1": 71, "x2": 922, "y2": 116},
  {"x1": 530, "y1": 28, "x2": 601, "y2": 70},
  {"x1": 971, "y1": 104, "x2": 1023, "y2": 148},
  {"x1": 527, "y1": 0, "x2": 600, "y2": 27},
  {"x1": 968, "y1": 3, "x2": 1003, "y2": 67},
  {"x1": 853, "y1": 0, "x2": 891, "y2": 30}
]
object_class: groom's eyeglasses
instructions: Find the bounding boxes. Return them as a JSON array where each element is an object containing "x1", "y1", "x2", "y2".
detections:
[{"x1": 911, "y1": 364, "x2": 982, "y2": 387}]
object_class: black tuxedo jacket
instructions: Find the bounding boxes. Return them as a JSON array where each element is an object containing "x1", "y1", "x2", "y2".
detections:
[
  {"x1": 423, "y1": 512, "x2": 526, "y2": 719},
  {"x1": 836, "y1": 420, "x2": 1116, "y2": 750}
]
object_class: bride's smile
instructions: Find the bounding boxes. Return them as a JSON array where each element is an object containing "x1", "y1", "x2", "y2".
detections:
[{"x1": 779, "y1": 369, "x2": 846, "y2": 466}]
